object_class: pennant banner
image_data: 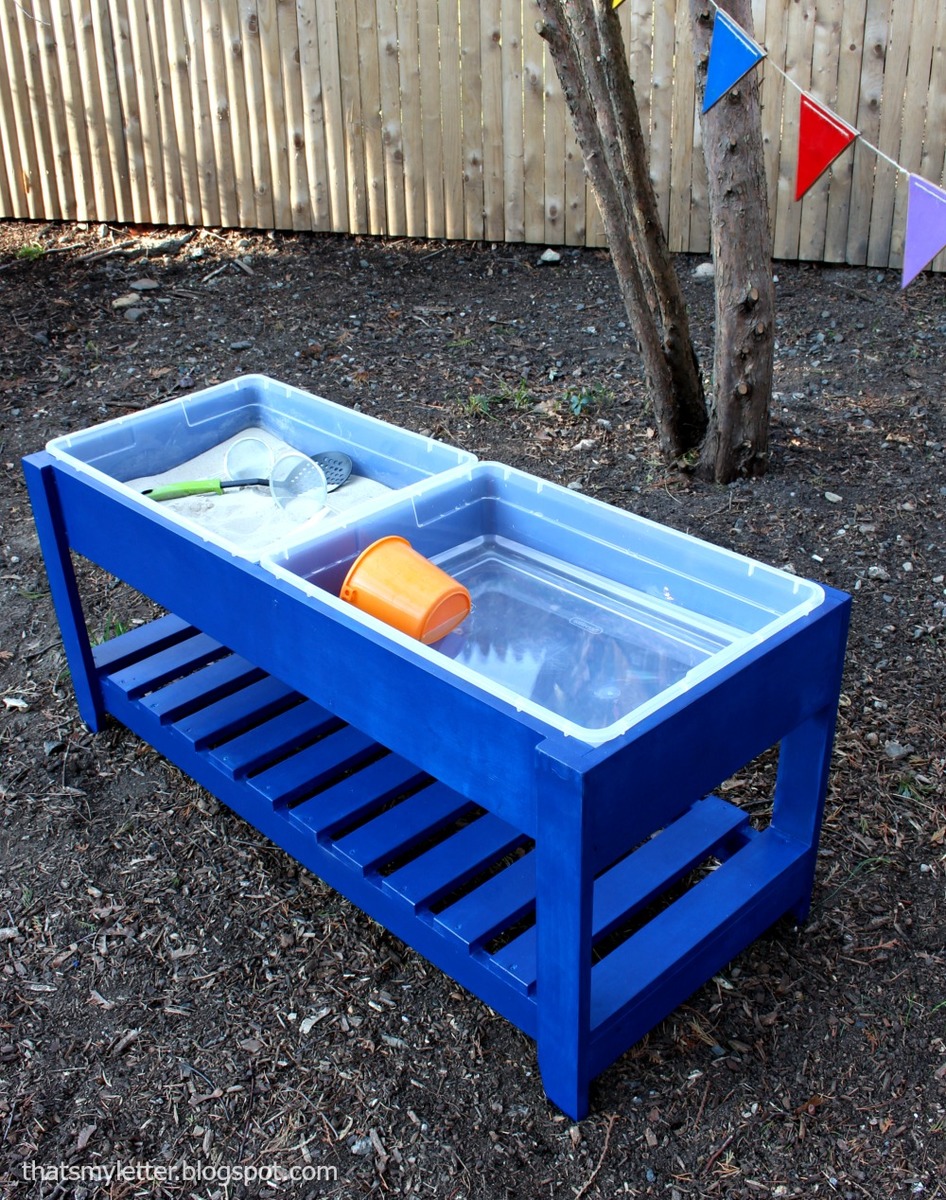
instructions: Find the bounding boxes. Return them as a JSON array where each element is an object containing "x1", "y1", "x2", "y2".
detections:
[
  {"x1": 795, "y1": 94, "x2": 858, "y2": 200},
  {"x1": 902, "y1": 175, "x2": 946, "y2": 288},
  {"x1": 703, "y1": 10, "x2": 765, "y2": 112}
]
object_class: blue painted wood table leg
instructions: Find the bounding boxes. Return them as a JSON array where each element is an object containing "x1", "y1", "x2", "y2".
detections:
[
  {"x1": 772, "y1": 595, "x2": 850, "y2": 922},
  {"x1": 534, "y1": 750, "x2": 594, "y2": 1120},
  {"x1": 22, "y1": 454, "x2": 106, "y2": 731}
]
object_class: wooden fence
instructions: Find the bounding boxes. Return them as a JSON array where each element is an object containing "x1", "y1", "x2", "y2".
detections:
[{"x1": 0, "y1": 0, "x2": 943, "y2": 269}]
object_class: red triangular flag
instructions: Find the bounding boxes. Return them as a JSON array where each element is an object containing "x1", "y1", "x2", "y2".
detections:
[{"x1": 795, "y1": 94, "x2": 858, "y2": 200}]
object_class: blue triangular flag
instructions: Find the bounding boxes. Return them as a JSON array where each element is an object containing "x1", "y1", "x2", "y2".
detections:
[
  {"x1": 902, "y1": 175, "x2": 946, "y2": 288},
  {"x1": 703, "y1": 10, "x2": 766, "y2": 112}
]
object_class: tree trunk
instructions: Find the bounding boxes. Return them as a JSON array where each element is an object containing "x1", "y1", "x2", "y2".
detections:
[
  {"x1": 536, "y1": 0, "x2": 708, "y2": 461},
  {"x1": 690, "y1": 0, "x2": 774, "y2": 480}
]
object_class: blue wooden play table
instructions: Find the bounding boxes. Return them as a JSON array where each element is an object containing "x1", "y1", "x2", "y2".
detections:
[{"x1": 23, "y1": 387, "x2": 849, "y2": 1121}]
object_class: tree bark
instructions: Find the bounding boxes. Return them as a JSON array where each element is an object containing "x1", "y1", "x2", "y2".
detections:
[
  {"x1": 536, "y1": 0, "x2": 708, "y2": 461},
  {"x1": 690, "y1": 0, "x2": 774, "y2": 480}
]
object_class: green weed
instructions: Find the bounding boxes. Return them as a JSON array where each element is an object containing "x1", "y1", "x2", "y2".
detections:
[
  {"x1": 562, "y1": 381, "x2": 613, "y2": 416},
  {"x1": 16, "y1": 242, "x2": 46, "y2": 262}
]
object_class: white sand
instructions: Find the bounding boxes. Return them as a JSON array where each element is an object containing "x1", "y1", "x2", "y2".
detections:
[{"x1": 129, "y1": 427, "x2": 391, "y2": 555}]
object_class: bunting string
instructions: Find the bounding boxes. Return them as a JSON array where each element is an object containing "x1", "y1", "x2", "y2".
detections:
[{"x1": 700, "y1": 0, "x2": 946, "y2": 287}]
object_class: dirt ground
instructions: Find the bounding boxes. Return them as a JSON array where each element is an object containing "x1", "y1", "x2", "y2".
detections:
[{"x1": 0, "y1": 221, "x2": 944, "y2": 1199}]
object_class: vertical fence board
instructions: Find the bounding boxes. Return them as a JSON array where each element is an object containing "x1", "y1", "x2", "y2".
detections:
[
  {"x1": 313, "y1": 0, "x2": 349, "y2": 232},
  {"x1": 759, "y1": 0, "x2": 790, "y2": 255},
  {"x1": 845, "y1": 0, "x2": 890, "y2": 265},
  {"x1": 147, "y1": 5, "x2": 189, "y2": 223},
  {"x1": 199, "y1": 0, "x2": 239, "y2": 227},
  {"x1": 500, "y1": 0, "x2": 524, "y2": 241},
  {"x1": 772, "y1": 2, "x2": 815, "y2": 261},
  {"x1": 796, "y1": 0, "x2": 844, "y2": 263},
  {"x1": 355, "y1": 0, "x2": 384, "y2": 232},
  {"x1": 256, "y1": 0, "x2": 294, "y2": 231},
  {"x1": 667, "y1": 0, "x2": 695, "y2": 252},
  {"x1": 12, "y1": 0, "x2": 59, "y2": 216},
  {"x1": 75, "y1": 0, "x2": 117, "y2": 220},
  {"x1": 459, "y1": 0, "x2": 484, "y2": 240},
  {"x1": 866, "y1": 0, "x2": 913, "y2": 267},
  {"x1": 236, "y1": 1, "x2": 275, "y2": 227},
  {"x1": 376, "y1": 0, "x2": 403, "y2": 235},
  {"x1": 53, "y1": 1, "x2": 102, "y2": 220},
  {"x1": 651, "y1": 0, "x2": 675, "y2": 237},
  {"x1": 163, "y1": 0, "x2": 203, "y2": 226},
  {"x1": 822, "y1": 0, "x2": 867, "y2": 261},
  {"x1": 417, "y1": 0, "x2": 445, "y2": 237},
  {"x1": 4, "y1": 1, "x2": 50, "y2": 217},
  {"x1": 334, "y1": 0, "x2": 367, "y2": 232},
  {"x1": 542, "y1": 34, "x2": 565, "y2": 245},
  {"x1": 294, "y1": 0, "x2": 329, "y2": 231},
  {"x1": 481, "y1": 0, "x2": 504, "y2": 241},
  {"x1": 397, "y1": 0, "x2": 426, "y2": 237},
  {"x1": 104, "y1": 0, "x2": 144, "y2": 223},
  {"x1": 521, "y1": 2, "x2": 546, "y2": 245},
  {"x1": 0, "y1": 6, "x2": 25, "y2": 217},
  {"x1": 563, "y1": 102, "x2": 585, "y2": 245},
  {"x1": 90, "y1": 0, "x2": 133, "y2": 220},
  {"x1": 181, "y1": 0, "x2": 222, "y2": 227},
  {"x1": 438, "y1": 0, "x2": 464, "y2": 239},
  {"x1": 33, "y1": 0, "x2": 75, "y2": 219}
]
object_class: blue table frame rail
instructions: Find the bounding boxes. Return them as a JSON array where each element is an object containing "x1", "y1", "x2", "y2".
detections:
[{"x1": 23, "y1": 449, "x2": 850, "y2": 1120}]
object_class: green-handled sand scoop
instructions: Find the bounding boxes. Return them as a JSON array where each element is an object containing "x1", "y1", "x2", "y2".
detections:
[
  {"x1": 142, "y1": 450, "x2": 353, "y2": 514},
  {"x1": 143, "y1": 476, "x2": 269, "y2": 501}
]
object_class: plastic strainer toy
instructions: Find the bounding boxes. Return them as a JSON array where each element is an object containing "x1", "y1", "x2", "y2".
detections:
[{"x1": 268, "y1": 452, "x2": 329, "y2": 520}]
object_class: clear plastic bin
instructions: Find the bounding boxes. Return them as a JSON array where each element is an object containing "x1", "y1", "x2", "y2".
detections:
[
  {"x1": 265, "y1": 463, "x2": 825, "y2": 745},
  {"x1": 46, "y1": 374, "x2": 476, "y2": 558}
]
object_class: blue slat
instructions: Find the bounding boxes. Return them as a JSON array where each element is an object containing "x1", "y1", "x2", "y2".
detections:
[
  {"x1": 384, "y1": 813, "x2": 528, "y2": 912},
  {"x1": 248, "y1": 724, "x2": 379, "y2": 807},
  {"x1": 288, "y1": 754, "x2": 430, "y2": 839},
  {"x1": 142, "y1": 653, "x2": 263, "y2": 722},
  {"x1": 489, "y1": 794, "x2": 752, "y2": 991},
  {"x1": 92, "y1": 613, "x2": 194, "y2": 673},
  {"x1": 174, "y1": 675, "x2": 299, "y2": 750},
  {"x1": 332, "y1": 783, "x2": 476, "y2": 873},
  {"x1": 433, "y1": 852, "x2": 535, "y2": 950},
  {"x1": 108, "y1": 631, "x2": 227, "y2": 700},
  {"x1": 208, "y1": 700, "x2": 338, "y2": 778},
  {"x1": 591, "y1": 830, "x2": 806, "y2": 1033}
]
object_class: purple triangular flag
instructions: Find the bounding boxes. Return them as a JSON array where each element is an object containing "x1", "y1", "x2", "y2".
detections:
[
  {"x1": 703, "y1": 10, "x2": 766, "y2": 113},
  {"x1": 902, "y1": 175, "x2": 946, "y2": 288}
]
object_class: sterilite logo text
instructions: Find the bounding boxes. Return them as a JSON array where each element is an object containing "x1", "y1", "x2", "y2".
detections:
[{"x1": 20, "y1": 1160, "x2": 339, "y2": 1186}]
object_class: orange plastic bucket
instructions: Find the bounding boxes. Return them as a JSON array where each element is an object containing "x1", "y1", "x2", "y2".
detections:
[{"x1": 340, "y1": 536, "x2": 471, "y2": 644}]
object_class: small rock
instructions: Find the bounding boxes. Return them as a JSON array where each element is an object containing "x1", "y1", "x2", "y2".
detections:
[
  {"x1": 538, "y1": 248, "x2": 561, "y2": 265},
  {"x1": 867, "y1": 565, "x2": 890, "y2": 581},
  {"x1": 129, "y1": 278, "x2": 160, "y2": 291},
  {"x1": 693, "y1": 261, "x2": 715, "y2": 280},
  {"x1": 825, "y1": 491, "x2": 842, "y2": 503},
  {"x1": 349, "y1": 1135, "x2": 373, "y2": 1156},
  {"x1": 230, "y1": 340, "x2": 254, "y2": 351},
  {"x1": 111, "y1": 293, "x2": 141, "y2": 310},
  {"x1": 123, "y1": 307, "x2": 145, "y2": 323},
  {"x1": 884, "y1": 741, "x2": 914, "y2": 761}
]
